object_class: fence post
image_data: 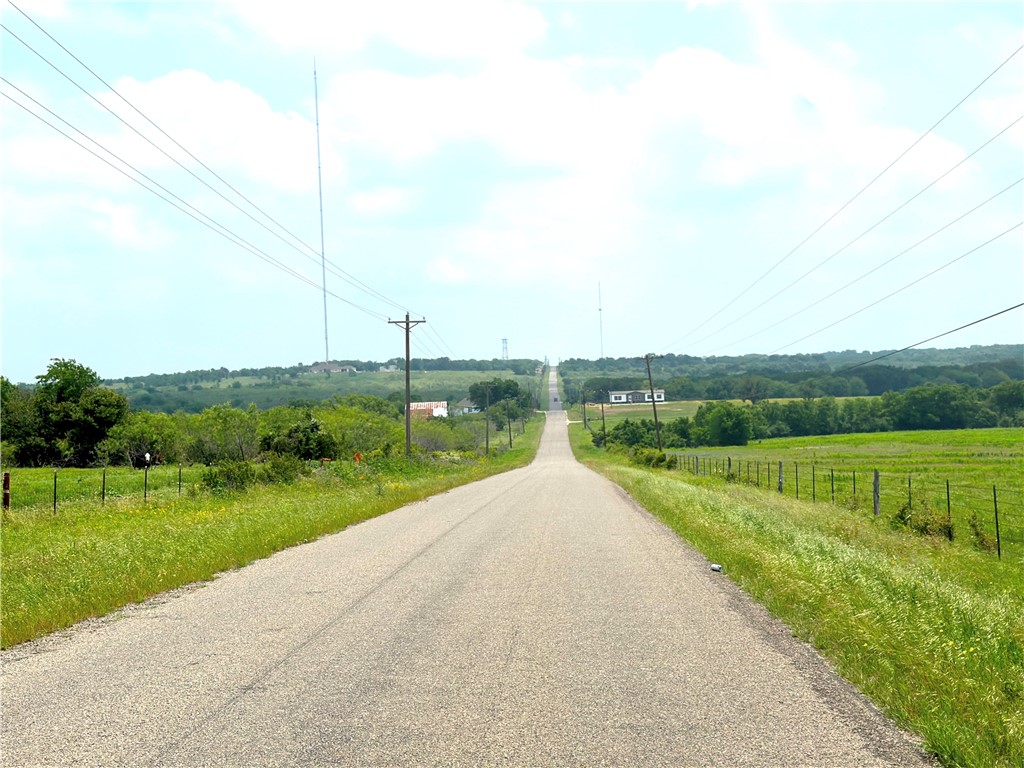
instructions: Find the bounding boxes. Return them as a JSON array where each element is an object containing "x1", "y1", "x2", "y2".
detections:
[
  {"x1": 747, "y1": 461, "x2": 750, "y2": 484},
  {"x1": 812, "y1": 465, "x2": 816, "y2": 502},
  {"x1": 908, "y1": 475, "x2": 912, "y2": 511},
  {"x1": 831, "y1": 468, "x2": 835, "y2": 504},
  {"x1": 777, "y1": 461, "x2": 783, "y2": 494},
  {"x1": 768, "y1": 461, "x2": 771, "y2": 489},
  {"x1": 946, "y1": 479, "x2": 953, "y2": 541},
  {"x1": 144, "y1": 465, "x2": 149, "y2": 501},
  {"x1": 757, "y1": 461, "x2": 760, "y2": 487},
  {"x1": 853, "y1": 470, "x2": 857, "y2": 498},
  {"x1": 53, "y1": 469, "x2": 58, "y2": 515},
  {"x1": 873, "y1": 470, "x2": 880, "y2": 517},
  {"x1": 102, "y1": 468, "x2": 106, "y2": 505},
  {"x1": 728, "y1": 456, "x2": 732, "y2": 476},
  {"x1": 178, "y1": 464, "x2": 183, "y2": 496},
  {"x1": 3, "y1": 472, "x2": 9, "y2": 512},
  {"x1": 993, "y1": 486, "x2": 1001, "y2": 560},
  {"x1": 795, "y1": 463, "x2": 799, "y2": 499}
]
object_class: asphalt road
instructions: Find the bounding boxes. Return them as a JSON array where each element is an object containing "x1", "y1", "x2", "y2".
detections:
[{"x1": 0, "y1": 370, "x2": 931, "y2": 766}]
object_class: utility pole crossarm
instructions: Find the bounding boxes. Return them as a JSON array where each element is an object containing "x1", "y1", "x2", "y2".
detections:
[{"x1": 388, "y1": 313, "x2": 426, "y2": 456}]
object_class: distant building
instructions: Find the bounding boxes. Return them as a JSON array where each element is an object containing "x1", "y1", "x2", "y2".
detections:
[
  {"x1": 609, "y1": 389, "x2": 665, "y2": 404},
  {"x1": 452, "y1": 398, "x2": 480, "y2": 416},
  {"x1": 409, "y1": 401, "x2": 449, "y2": 419},
  {"x1": 309, "y1": 363, "x2": 358, "y2": 374},
  {"x1": 379, "y1": 365, "x2": 399, "y2": 372}
]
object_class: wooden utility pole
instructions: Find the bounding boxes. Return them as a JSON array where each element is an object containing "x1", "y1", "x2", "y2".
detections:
[
  {"x1": 484, "y1": 383, "x2": 493, "y2": 454},
  {"x1": 643, "y1": 353, "x2": 663, "y2": 451},
  {"x1": 388, "y1": 313, "x2": 426, "y2": 456}
]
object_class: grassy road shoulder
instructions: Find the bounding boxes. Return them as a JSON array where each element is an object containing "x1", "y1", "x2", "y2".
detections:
[
  {"x1": 569, "y1": 423, "x2": 1023, "y2": 768},
  {"x1": 1, "y1": 418, "x2": 544, "y2": 648}
]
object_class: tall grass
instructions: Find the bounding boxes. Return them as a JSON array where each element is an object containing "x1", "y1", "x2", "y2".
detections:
[
  {"x1": 678, "y1": 428, "x2": 1024, "y2": 558},
  {"x1": 0, "y1": 420, "x2": 543, "y2": 648},
  {"x1": 570, "y1": 424, "x2": 1023, "y2": 767}
]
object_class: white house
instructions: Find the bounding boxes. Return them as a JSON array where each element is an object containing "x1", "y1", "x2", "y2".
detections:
[{"x1": 608, "y1": 389, "x2": 665, "y2": 404}]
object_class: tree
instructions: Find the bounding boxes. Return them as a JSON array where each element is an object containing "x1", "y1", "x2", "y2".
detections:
[
  {"x1": 102, "y1": 410, "x2": 182, "y2": 466},
  {"x1": 260, "y1": 415, "x2": 338, "y2": 460},
  {"x1": 694, "y1": 401, "x2": 752, "y2": 446},
  {"x1": 737, "y1": 375, "x2": 771, "y2": 404},
  {"x1": 468, "y1": 378, "x2": 525, "y2": 410},
  {"x1": 9, "y1": 359, "x2": 130, "y2": 466}
]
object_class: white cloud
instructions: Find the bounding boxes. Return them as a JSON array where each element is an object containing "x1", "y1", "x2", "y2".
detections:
[
  {"x1": 85, "y1": 198, "x2": 153, "y2": 249},
  {"x1": 429, "y1": 258, "x2": 469, "y2": 284},
  {"x1": 7, "y1": 0, "x2": 67, "y2": 18},
  {"x1": 349, "y1": 187, "x2": 416, "y2": 216},
  {"x1": 230, "y1": 0, "x2": 546, "y2": 60},
  {"x1": 106, "y1": 70, "x2": 331, "y2": 193}
]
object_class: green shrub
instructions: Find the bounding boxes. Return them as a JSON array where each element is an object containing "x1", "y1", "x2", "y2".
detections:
[
  {"x1": 892, "y1": 499, "x2": 954, "y2": 540},
  {"x1": 201, "y1": 461, "x2": 257, "y2": 492},
  {"x1": 968, "y1": 511, "x2": 996, "y2": 552},
  {"x1": 258, "y1": 453, "x2": 309, "y2": 484}
]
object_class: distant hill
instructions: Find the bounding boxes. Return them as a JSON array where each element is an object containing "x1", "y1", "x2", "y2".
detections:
[
  {"x1": 558, "y1": 344, "x2": 1023, "y2": 402},
  {"x1": 101, "y1": 358, "x2": 545, "y2": 414},
  {"x1": 560, "y1": 344, "x2": 1023, "y2": 378}
]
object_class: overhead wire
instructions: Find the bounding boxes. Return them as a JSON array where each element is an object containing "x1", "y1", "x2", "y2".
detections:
[
  {"x1": 1, "y1": 88, "x2": 390, "y2": 321},
  {"x1": 688, "y1": 116, "x2": 1024, "y2": 351},
  {"x1": 2, "y1": 10, "x2": 422, "y2": 321},
  {"x1": 659, "y1": 42, "x2": 1024, "y2": 354},
  {"x1": 705, "y1": 177, "x2": 1024, "y2": 354},
  {"x1": 769, "y1": 222, "x2": 1022, "y2": 353},
  {"x1": 833, "y1": 303, "x2": 1024, "y2": 374}
]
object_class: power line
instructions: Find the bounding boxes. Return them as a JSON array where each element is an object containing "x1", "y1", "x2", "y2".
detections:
[
  {"x1": 1, "y1": 10, "x2": 419, "y2": 318},
  {"x1": 687, "y1": 116, "x2": 1023, "y2": 351},
  {"x1": 769, "y1": 222, "x2": 1021, "y2": 353},
  {"x1": 706, "y1": 177, "x2": 1024, "y2": 354},
  {"x1": 835, "y1": 303, "x2": 1024, "y2": 374},
  {"x1": 660, "y1": 41, "x2": 1024, "y2": 353},
  {"x1": 6, "y1": 0, "x2": 313, "y2": 256},
  {"x1": 1, "y1": 88, "x2": 390, "y2": 321}
]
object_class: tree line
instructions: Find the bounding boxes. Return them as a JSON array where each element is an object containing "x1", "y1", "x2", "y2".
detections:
[
  {"x1": 563, "y1": 357, "x2": 1021, "y2": 407},
  {"x1": 595, "y1": 381, "x2": 1024, "y2": 450},
  {"x1": 560, "y1": 344, "x2": 1022, "y2": 380},
  {"x1": 1, "y1": 360, "x2": 535, "y2": 468}
]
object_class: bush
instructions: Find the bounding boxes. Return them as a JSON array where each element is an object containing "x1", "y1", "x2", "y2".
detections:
[
  {"x1": 630, "y1": 448, "x2": 668, "y2": 468},
  {"x1": 968, "y1": 512, "x2": 996, "y2": 552},
  {"x1": 258, "y1": 453, "x2": 309, "y2": 484},
  {"x1": 892, "y1": 499, "x2": 954, "y2": 540},
  {"x1": 201, "y1": 460, "x2": 257, "y2": 492}
]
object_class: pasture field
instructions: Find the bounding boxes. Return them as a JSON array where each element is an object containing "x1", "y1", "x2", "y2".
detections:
[
  {"x1": 2, "y1": 465, "x2": 207, "y2": 511},
  {"x1": 582, "y1": 399, "x2": 705, "y2": 424},
  {"x1": 569, "y1": 423, "x2": 1024, "y2": 768},
  {"x1": 677, "y1": 428, "x2": 1024, "y2": 557},
  {"x1": 0, "y1": 419, "x2": 545, "y2": 648}
]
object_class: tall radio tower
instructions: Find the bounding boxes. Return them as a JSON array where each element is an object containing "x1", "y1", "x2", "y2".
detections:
[{"x1": 502, "y1": 338, "x2": 509, "y2": 360}]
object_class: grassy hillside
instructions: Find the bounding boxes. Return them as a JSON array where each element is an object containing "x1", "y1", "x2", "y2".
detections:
[{"x1": 111, "y1": 369, "x2": 545, "y2": 413}]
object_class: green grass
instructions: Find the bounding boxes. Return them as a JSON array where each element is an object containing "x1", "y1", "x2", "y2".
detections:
[
  {"x1": 569, "y1": 423, "x2": 1024, "y2": 768},
  {"x1": 674, "y1": 428, "x2": 1024, "y2": 558},
  {"x1": 0, "y1": 418, "x2": 544, "y2": 648},
  {"x1": 2, "y1": 465, "x2": 207, "y2": 510}
]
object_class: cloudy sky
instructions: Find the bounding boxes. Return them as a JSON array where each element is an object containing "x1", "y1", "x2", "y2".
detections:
[{"x1": 2, "y1": 1, "x2": 1021, "y2": 383}]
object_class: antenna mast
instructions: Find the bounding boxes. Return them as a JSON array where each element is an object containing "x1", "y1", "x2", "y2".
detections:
[
  {"x1": 314, "y1": 60, "x2": 329, "y2": 363},
  {"x1": 598, "y1": 282, "x2": 604, "y2": 359}
]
